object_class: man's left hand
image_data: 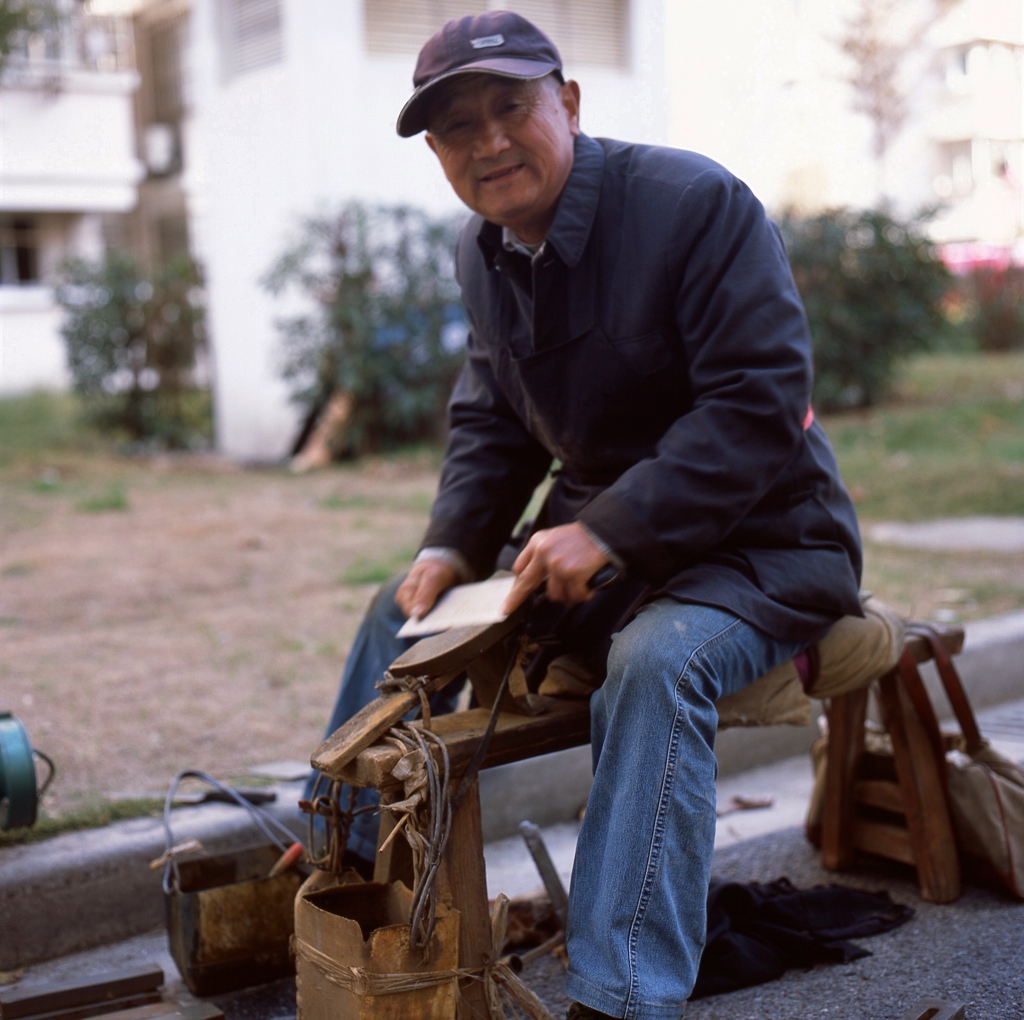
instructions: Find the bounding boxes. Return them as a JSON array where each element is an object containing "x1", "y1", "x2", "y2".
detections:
[{"x1": 501, "y1": 522, "x2": 609, "y2": 616}]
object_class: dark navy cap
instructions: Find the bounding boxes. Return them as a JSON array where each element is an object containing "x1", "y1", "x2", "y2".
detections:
[{"x1": 396, "y1": 10, "x2": 562, "y2": 137}]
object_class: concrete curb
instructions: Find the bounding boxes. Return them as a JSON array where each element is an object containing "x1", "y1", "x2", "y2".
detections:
[
  {"x1": 0, "y1": 785, "x2": 306, "y2": 971},
  {"x1": 2, "y1": 610, "x2": 1021, "y2": 970}
]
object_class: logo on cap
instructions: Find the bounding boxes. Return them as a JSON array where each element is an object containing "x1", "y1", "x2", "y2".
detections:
[{"x1": 470, "y1": 34, "x2": 504, "y2": 49}]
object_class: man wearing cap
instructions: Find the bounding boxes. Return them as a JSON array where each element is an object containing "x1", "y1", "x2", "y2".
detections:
[{"x1": 311, "y1": 10, "x2": 862, "y2": 1019}]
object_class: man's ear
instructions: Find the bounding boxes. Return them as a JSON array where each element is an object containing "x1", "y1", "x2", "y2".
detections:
[
  {"x1": 561, "y1": 79, "x2": 581, "y2": 137},
  {"x1": 425, "y1": 133, "x2": 438, "y2": 157}
]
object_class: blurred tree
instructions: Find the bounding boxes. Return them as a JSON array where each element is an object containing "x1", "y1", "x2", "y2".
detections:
[
  {"x1": 781, "y1": 207, "x2": 956, "y2": 409},
  {"x1": 0, "y1": 0, "x2": 61, "y2": 74},
  {"x1": 55, "y1": 251, "x2": 210, "y2": 448},
  {"x1": 837, "y1": 0, "x2": 961, "y2": 201},
  {"x1": 264, "y1": 202, "x2": 466, "y2": 457}
]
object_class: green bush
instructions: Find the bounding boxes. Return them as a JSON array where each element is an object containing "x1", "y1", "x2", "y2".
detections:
[
  {"x1": 780, "y1": 208, "x2": 955, "y2": 410},
  {"x1": 55, "y1": 252, "x2": 210, "y2": 449},
  {"x1": 959, "y1": 265, "x2": 1024, "y2": 352},
  {"x1": 264, "y1": 202, "x2": 466, "y2": 456}
]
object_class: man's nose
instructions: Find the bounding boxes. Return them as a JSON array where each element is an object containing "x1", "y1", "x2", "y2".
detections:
[{"x1": 472, "y1": 118, "x2": 511, "y2": 158}]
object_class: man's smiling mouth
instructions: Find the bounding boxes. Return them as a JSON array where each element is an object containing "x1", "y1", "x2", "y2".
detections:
[{"x1": 480, "y1": 164, "x2": 524, "y2": 183}]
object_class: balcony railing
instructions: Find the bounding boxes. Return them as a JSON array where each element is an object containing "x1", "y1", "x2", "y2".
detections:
[{"x1": 1, "y1": 12, "x2": 135, "y2": 85}]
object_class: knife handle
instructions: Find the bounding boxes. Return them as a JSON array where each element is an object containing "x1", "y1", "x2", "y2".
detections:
[{"x1": 588, "y1": 564, "x2": 619, "y2": 590}]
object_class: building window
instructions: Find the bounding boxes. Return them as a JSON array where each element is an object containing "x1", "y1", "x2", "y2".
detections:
[
  {"x1": 0, "y1": 218, "x2": 40, "y2": 286},
  {"x1": 934, "y1": 140, "x2": 974, "y2": 199},
  {"x1": 364, "y1": 0, "x2": 628, "y2": 69},
  {"x1": 221, "y1": 0, "x2": 283, "y2": 78}
]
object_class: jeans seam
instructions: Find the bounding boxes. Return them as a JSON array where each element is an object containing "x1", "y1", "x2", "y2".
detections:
[{"x1": 621, "y1": 617, "x2": 744, "y2": 1017}]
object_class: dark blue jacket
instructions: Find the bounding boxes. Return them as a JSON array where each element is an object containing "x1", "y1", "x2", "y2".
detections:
[{"x1": 422, "y1": 133, "x2": 862, "y2": 642}]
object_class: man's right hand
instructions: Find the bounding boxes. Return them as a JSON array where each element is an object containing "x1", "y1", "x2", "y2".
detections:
[{"x1": 395, "y1": 559, "x2": 459, "y2": 621}]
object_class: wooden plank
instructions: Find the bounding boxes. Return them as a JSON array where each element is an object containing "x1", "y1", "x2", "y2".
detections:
[
  {"x1": 0, "y1": 966, "x2": 163, "y2": 1020},
  {"x1": 851, "y1": 818, "x2": 916, "y2": 866},
  {"x1": 373, "y1": 809, "x2": 414, "y2": 888},
  {"x1": 333, "y1": 700, "x2": 592, "y2": 791},
  {"x1": 821, "y1": 686, "x2": 868, "y2": 871},
  {"x1": 4, "y1": 995, "x2": 162, "y2": 1020},
  {"x1": 904, "y1": 626, "x2": 963, "y2": 663},
  {"x1": 310, "y1": 670, "x2": 461, "y2": 777},
  {"x1": 853, "y1": 779, "x2": 906, "y2": 815},
  {"x1": 96, "y1": 1005, "x2": 224, "y2": 1020},
  {"x1": 56, "y1": 1007, "x2": 171, "y2": 1020},
  {"x1": 435, "y1": 777, "x2": 492, "y2": 1020},
  {"x1": 877, "y1": 671, "x2": 961, "y2": 903}
]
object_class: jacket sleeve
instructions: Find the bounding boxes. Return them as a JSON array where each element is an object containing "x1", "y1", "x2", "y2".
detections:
[
  {"x1": 420, "y1": 305, "x2": 553, "y2": 580},
  {"x1": 577, "y1": 168, "x2": 815, "y2": 582}
]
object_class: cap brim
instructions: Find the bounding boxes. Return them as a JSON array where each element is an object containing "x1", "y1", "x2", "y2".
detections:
[{"x1": 396, "y1": 58, "x2": 560, "y2": 137}]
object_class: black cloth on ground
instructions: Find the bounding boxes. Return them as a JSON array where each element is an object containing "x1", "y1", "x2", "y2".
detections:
[{"x1": 690, "y1": 877, "x2": 914, "y2": 999}]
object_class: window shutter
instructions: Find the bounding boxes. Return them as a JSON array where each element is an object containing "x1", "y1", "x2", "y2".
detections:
[
  {"x1": 363, "y1": 0, "x2": 628, "y2": 68},
  {"x1": 364, "y1": 1, "x2": 480, "y2": 54},
  {"x1": 222, "y1": 0, "x2": 283, "y2": 77}
]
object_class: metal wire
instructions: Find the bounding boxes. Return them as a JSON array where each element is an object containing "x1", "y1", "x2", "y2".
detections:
[
  {"x1": 161, "y1": 768, "x2": 299, "y2": 894},
  {"x1": 382, "y1": 723, "x2": 453, "y2": 949},
  {"x1": 32, "y1": 748, "x2": 56, "y2": 795},
  {"x1": 300, "y1": 774, "x2": 376, "y2": 875}
]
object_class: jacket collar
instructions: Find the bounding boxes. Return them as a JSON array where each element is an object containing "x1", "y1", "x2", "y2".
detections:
[{"x1": 476, "y1": 133, "x2": 605, "y2": 270}]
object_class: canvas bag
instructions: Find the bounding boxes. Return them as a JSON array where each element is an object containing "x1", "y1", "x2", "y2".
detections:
[{"x1": 903, "y1": 623, "x2": 1024, "y2": 899}]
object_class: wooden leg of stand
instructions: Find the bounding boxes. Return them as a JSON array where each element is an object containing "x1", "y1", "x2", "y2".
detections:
[
  {"x1": 822, "y1": 686, "x2": 868, "y2": 871},
  {"x1": 374, "y1": 809, "x2": 415, "y2": 887},
  {"x1": 877, "y1": 670, "x2": 961, "y2": 903},
  {"x1": 437, "y1": 776, "x2": 493, "y2": 1020}
]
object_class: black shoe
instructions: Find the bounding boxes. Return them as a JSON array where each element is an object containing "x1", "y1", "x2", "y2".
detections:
[{"x1": 566, "y1": 1004, "x2": 618, "y2": 1020}]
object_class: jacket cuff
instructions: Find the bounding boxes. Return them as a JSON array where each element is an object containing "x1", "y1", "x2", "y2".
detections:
[
  {"x1": 577, "y1": 523, "x2": 626, "y2": 572},
  {"x1": 578, "y1": 492, "x2": 673, "y2": 582},
  {"x1": 415, "y1": 546, "x2": 475, "y2": 584}
]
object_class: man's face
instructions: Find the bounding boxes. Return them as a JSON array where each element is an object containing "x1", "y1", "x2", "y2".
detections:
[{"x1": 425, "y1": 74, "x2": 581, "y2": 244}]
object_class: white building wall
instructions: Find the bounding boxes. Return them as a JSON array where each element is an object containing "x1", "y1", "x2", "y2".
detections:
[
  {"x1": 188, "y1": 0, "x2": 667, "y2": 461},
  {"x1": 666, "y1": 0, "x2": 944, "y2": 217},
  {"x1": 0, "y1": 72, "x2": 142, "y2": 211},
  {"x1": 0, "y1": 43, "x2": 143, "y2": 394}
]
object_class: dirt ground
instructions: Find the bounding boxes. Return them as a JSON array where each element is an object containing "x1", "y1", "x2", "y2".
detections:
[
  {"x1": 2, "y1": 448, "x2": 1022, "y2": 820},
  {"x1": 1, "y1": 452, "x2": 439, "y2": 817}
]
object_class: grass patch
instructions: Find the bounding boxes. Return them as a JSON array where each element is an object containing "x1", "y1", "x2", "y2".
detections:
[
  {"x1": 341, "y1": 547, "x2": 416, "y2": 585},
  {"x1": 0, "y1": 797, "x2": 164, "y2": 847},
  {"x1": 822, "y1": 351, "x2": 1024, "y2": 521},
  {"x1": 76, "y1": 483, "x2": 130, "y2": 513},
  {"x1": 320, "y1": 493, "x2": 373, "y2": 510},
  {"x1": 0, "y1": 392, "x2": 104, "y2": 467}
]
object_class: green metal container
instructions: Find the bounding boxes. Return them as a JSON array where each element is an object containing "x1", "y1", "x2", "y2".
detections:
[{"x1": 0, "y1": 711, "x2": 38, "y2": 830}]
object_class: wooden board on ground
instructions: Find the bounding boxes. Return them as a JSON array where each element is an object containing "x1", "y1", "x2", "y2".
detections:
[
  {"x1": 84, "y1": 1004, "x2": 224, "y2": 1020},
  {"x1": 0, "y1": 966, "x2": 163, "y2": 1020}
]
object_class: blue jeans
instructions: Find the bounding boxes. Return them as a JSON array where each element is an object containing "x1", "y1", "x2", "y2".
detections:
[
  {"x1": 309, "y1": 583, "x2": 803, "y2": 1017},
  {"x1": 564, "y1": 599, "x2": 804, "y2": 1018}
]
